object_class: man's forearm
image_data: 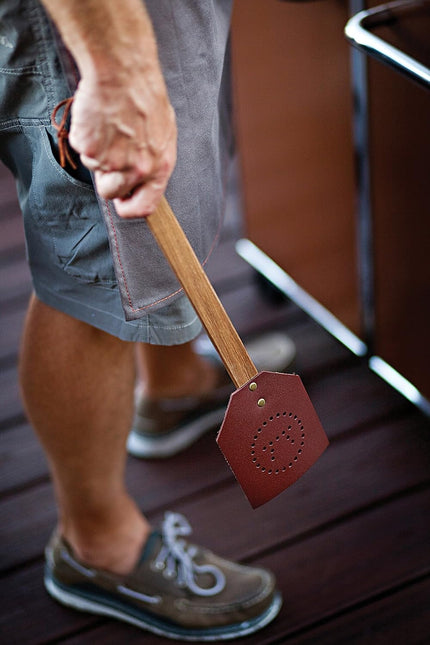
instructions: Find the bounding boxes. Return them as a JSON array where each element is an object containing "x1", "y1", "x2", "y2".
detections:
[
  {"x1": 40, "y1": 0, "x2": 160, "y2": 79},
  {"x1": 40, "y1": 0, "x2": 176, "y2": 217}
]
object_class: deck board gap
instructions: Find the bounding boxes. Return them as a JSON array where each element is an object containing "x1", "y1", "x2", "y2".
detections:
[
  {"x1": 42, "y1": 621, "x2": 107, "y2": 645},
  {"x1": 0, "y1": 354, "x2": 19, "y2": 372},
  {"x1": 0, "y1": 246, "x2": 26, "y2": 267},
  {"x1": 326, "y1": 404, "x2": 420, "y2": 445},
  {"x1": 143, "y1": 475, "x2": 236, "y2": 519},
  {"x1": 0, "y1": 554, "x2": 43, "y2": 580},
  {"x1": 0, "y1": 413, "x2": 27, "y2": 432},
  {"x1": 0, "y1": 474, "x2": 51, "y2": 504},
  {"x1": 241, "y1": 480, "x2": 430, "y2": 565},
  {"x1": 274, "y1": 569, "x2": 430, "y2": 644}
]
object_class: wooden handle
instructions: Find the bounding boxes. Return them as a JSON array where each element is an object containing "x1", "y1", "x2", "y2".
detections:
[{"x1": 146, "y1": 197, "x2": 257, "y2": 388}]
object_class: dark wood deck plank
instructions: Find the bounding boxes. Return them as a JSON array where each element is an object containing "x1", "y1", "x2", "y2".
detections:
[
  {"x1": 162, "y1": 414, "x2": 430, "y2": 563},
  {"x1": 0, "y1": 165, "x2": 19, "y2": 208},
  {"x1": 284, "y1": 576, "x2": 430, "y2": 645},
  {"x1": 0, "y1": 348, "x2": 413, "y2": 501},
  {"x1": 0, "y1": 257, "x2": 31, "y2": 307},
  {"x1": 0, "y1": 365, "x2": 25, "y2": 430},
  {"x1": 0, "y1": 483, "x2": 56, "y2": 573},
  {"x1": 0, "y1": 319, "x2": 404, "y2": 437},
  {"x1": 0, "y1": 423, "x2": 48, "y2": 496},
  {"x1": 2, "y1": 408, "x2": 429, "y2": 576},
  {"x1": 306, "y1": 362, "x2": 410, "y2": 436},
  {"x1": 0, "y1": 562, "x2": 98, "y2": 645},
  {"x1": 3, "y1": 404, "x2": 428, "y2": 503},
  {"x1": 0, "y1": 212, "x2": 25, "y2": 255},
  {"x1": 0, "y1": 201, "x2": 22, "y2": 225},
  {"x1": 247, "y1": 488, "x2": 430, "y2": 645},
  {"x1": 0, "y1": 308, "x2": 27, "y2": 363}
]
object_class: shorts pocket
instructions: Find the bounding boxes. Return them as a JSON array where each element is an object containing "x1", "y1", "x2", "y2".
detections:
[{"x1": 28, "y1": 126, "x2": 117, "y2": 286}]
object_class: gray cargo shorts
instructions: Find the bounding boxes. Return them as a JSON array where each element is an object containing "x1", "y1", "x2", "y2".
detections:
[{"x1": 0, "y1": 0, "x2": 233, "y2": 344}]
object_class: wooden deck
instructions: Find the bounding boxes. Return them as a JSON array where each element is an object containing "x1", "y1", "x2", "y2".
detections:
[{"x1": 1, "y1": 162, "x2": 429, "y2": 644}]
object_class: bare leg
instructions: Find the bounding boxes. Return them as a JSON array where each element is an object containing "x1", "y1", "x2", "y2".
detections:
[
  {"x1": 19, "y1": 295, "x2": 150, "y2": 574},
  {"x1": 135, "y1": 341, "x2": 218, "y2": 399}
]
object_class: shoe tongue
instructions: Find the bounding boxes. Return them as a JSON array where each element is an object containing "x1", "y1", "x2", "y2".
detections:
[{"x1": 139, "y1": 530, "x2": 162, "y2": 563}]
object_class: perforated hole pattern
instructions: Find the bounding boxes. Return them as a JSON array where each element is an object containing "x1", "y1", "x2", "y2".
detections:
[{"x1": 250, "y1": 412, "x2": 305, "y2": 475}]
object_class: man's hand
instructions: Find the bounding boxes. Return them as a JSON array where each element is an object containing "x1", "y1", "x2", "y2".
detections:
[
  {"x1": 41, "y1": 0, "x2": 176, "y2": 217},
  {"x1": 70, "y1": 70, "x2": 177, "y2": 218}
]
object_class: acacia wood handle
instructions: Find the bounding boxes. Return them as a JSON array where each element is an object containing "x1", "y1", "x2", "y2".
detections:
[{"x1": 146, "y1": 197, "x2": 258, "y2": 388}]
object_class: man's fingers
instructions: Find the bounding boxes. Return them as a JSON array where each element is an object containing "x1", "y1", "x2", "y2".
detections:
[
  {"x1": 113, "y1": 180, "x2": 165, "y2": 218},
  {"x1": 93, "y1": 165, "x2": 167, "y2": 217},
  {"x1": 80, "y1": 154, "x2": 108, "y2": 172},
  {"x1": 94, "y1": 169, "x2": 144, "y2": 200}
]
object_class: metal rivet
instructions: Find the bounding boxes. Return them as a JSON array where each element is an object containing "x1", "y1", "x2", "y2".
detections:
[
  {"x1": 249, "y1": 382, "x2": 257, "y2": 391},
  {"x1": 257, "y1": 398, "x2": 266, "y2": 407}
]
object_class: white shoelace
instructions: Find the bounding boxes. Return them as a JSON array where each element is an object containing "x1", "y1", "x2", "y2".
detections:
[{"x1": 154, "y1": 512, "x2": 226, "y2": 597}]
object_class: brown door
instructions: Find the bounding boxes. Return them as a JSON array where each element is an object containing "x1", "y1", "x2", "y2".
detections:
[{"x1": 231, "y1": 0, "x2": 360, "y2": 335}]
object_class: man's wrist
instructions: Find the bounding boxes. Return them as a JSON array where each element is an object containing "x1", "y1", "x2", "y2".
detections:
[{"x1": 41, "y1": 0, "x2": 160, "y2": 81}]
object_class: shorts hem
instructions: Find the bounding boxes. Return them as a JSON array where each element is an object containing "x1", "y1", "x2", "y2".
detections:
[{"x1": 33, "y1": 281, "x2": 202, "y2": 345}]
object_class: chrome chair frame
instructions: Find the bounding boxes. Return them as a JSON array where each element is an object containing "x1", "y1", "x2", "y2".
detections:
[{"x1": 345, "y1": 0, "x2": 430, "y2": 88}]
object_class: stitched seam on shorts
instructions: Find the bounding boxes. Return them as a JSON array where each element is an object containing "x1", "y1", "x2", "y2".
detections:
[
  {"x1": 133, "y1": 288, "x2": 184, "y2": 312},
  {"x1": 0, "y1": 66, "x2": 41, "y2": 75},
  {"x1": 104, "y1": 200, "x2": 194, "y2": 312},
  {"x1": 0, "y1": 118, "x2": 48, "y2": 130},
  {"x1": 147, "y1": 317, "x2": 200, "y2": 332},
  {"x1": 104, "y1": 200, "x2": 142, "y2": 312},
  {"x1": 169, "y1": 4, "x2": 205, "y2": 258},
  {"x1": 27, "y1": 0, "x2": 56, "y2": 112},
  {"x1": 103, "y1": 200, "x2": 188, "y2": 313},
  {"x1": 103, "y1": 196, "x2": 227, "y2": 314}
]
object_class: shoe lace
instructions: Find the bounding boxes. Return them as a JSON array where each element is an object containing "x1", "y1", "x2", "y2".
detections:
[{"x1": 154, "y1": 512, "x2": 226, "y2": 597}]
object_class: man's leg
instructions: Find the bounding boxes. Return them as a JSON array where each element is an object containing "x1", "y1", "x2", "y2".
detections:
[
  {"x1": 19, "y1": 294, "x2": 220, "y2": 573},
  {"x1": 135, "y1": 341, "x2": 219, "y2": 400},
  {"x1": 20, "y1": 295, "x2": 280, "y2": 637},
  {"x1": 19, "y1": 294, "x2": 150, "y2": 575}
]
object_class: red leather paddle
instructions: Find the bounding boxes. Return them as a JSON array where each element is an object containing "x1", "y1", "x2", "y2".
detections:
[{"x1": 147, "y1": 198, "x2": 329, "y2": 508}]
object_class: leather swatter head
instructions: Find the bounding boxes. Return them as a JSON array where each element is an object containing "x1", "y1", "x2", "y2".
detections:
[{"x1": 216, "y1": 371, "x2": 329, "y2": 508}]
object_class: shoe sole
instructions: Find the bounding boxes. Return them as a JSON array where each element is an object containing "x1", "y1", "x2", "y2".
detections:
[
  {"x1": 127, "y1": 406, "x2": 226, "y2": 458},
  {"x1": 45, "y1": 570, "x2": 282, "y2": 641}
]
